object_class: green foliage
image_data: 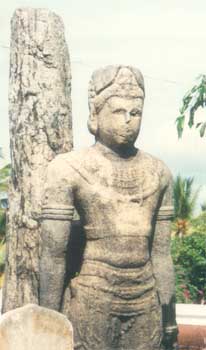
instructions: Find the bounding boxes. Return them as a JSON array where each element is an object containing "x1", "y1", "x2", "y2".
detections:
[
  {"x1": 0, "y1": 159, "x2": 9, "y2": 285},
  {"x1": 176, "y1": 75, "x2": 206, "y2": 138},
  {"x1": 190, "y1": 212, "x2": 206, "y2": 235},
  {"x1": 201, "y1": 201, "x2": 206, "y2": 212},
  {"x1": 171, "y1": 233, "x2": 206, "y2": 303},
  {"x1": 0, "y1": 209, "x2": 6, "y2": 239},
  {"x1": 173, "y1": 175, "x2": 199, "y2": 221},
  {"x1": 0, "y1": 239, "x2": 5, "y2": 287},
  {"x1": 0, "y1": 240, "x2": 5, "y2": 272},
  {"x1": 0, "y1": 163, "x2": 10, "y2": 246},
  {"x1": 0, "y1": 164, "x2": 11, "y2": 192}
]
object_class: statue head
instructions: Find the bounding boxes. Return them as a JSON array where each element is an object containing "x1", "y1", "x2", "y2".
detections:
[{"x1": 88, "y1": 65, "x2": 145, "y2": 151}]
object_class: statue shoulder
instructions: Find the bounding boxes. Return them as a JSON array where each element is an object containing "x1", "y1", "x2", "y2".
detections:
[
  {"x1": 48, "y1": 148, "x2": 89, "y2": 171},
  {"x1": 138, "y1": 150, "x2": 173, "y2": 189},
  {"x1": 45, "y1": 150, "x2": 81, "y2": 184},
  {"x1": 46, "y1": 147, "x2": 95, "y2": 185}
]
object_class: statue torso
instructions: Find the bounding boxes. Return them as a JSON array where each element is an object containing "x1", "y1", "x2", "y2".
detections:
[{"x1": 63, "y1": 143, "x2": 168, "y2": 269}]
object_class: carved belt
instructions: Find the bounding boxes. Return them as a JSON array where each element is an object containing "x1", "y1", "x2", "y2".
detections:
[
  {"x1": 70, "y1": 273, "x2": 158, "y2": 316},
  {"x1": 71, "y1": 260, "x2": 156, "y2": 306}
]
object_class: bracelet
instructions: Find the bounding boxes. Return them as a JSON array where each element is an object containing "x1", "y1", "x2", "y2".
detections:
[
  {"x1": 41, "y1": 205, "x2": 74, "y2": 221},
  {"x1": 157, "y1": 205, "x2": 174, "y2": 221},
  {"x1": 165, "y1": 325, "x2": 178, "y2": 334}
]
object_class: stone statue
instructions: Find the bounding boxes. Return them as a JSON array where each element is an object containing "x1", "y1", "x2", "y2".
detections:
[{"x1": 40, "y1": 65, "x2": 177, "y2": 350}]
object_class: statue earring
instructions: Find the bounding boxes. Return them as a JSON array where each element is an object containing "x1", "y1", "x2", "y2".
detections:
[{"x1": 88, "y1": 114, "x2": 98, "y2": 136}]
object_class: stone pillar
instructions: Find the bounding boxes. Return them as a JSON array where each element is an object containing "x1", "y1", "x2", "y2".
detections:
[
  {"x1": 0, "y1": 304, "x2": 73, "y2": 350},
  {"x1": 2, "y1": 8, "x2": 73, "y2": 312}
]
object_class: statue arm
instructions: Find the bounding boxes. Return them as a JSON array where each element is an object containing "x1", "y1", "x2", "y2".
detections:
[
  {"x1": 151, "y1": 171, "x2": 178, "y2": 348},
  {"x1": 40, "y1": 157, "x2": 74, "y2": 311}
]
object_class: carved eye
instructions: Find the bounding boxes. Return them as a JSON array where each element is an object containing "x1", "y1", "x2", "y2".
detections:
[{"x1": 130, "y1": 109, "x2": 141, "y2": 117}]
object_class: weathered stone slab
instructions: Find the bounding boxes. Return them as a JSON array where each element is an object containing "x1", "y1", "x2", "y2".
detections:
[
  {"x1": 0, "y1": 304, "x2": 73, "y2": 350},
  {"x1": 3, "y1": 8, "x2": 73, "y2": 313}
]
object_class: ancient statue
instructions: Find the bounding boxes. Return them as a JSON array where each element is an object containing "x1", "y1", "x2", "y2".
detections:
[{"x1": 40, "y1": 65, "x2": 177, "y2": 350}]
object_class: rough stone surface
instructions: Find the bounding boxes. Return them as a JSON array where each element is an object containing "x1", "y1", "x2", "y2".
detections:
[
  {"x1": 40, "y1": 65, "x2": 177, "y2": 350},
  {"x1": 2, "y1": 8, "x2": 73, "y2": 313},
  {"x1": 0, "y1": 304, "x2": 73, "y2": 350}
]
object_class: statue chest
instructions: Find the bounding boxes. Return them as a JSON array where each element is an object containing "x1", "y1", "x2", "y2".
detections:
[{"x1": 73, "y1": 165, "x2": 161, "y2": 240}]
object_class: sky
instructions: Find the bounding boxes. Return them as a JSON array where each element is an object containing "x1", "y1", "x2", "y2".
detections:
[{"x1": 0, "y1": 0, "x2": 206, "y2": 211}]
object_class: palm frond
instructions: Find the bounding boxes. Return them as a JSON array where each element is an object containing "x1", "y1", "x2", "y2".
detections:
[{"x1": 173, "y1": 175, "x2": 199, "y2": 220}]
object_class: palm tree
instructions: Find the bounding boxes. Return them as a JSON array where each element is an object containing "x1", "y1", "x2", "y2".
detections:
[{"x1": 173, "y1": 175, "x2": 199, "y2": 236}]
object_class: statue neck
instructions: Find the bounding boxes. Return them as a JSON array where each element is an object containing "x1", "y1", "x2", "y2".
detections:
[{"x1": 94, "y1": 141, "x2": 138, "y2": 161}]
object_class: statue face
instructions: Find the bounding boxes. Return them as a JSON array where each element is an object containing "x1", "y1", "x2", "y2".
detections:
[{"x1": 96, "y1": 96, "x2": 143, "y2": 149}]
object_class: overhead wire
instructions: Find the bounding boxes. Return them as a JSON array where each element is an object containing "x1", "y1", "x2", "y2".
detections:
[
  {"x1": 0, "y1": 45, "x2": 196, "y2": 87},
  {"x1": 0, "y1": 43, "x2": 9, "y2": 49}
]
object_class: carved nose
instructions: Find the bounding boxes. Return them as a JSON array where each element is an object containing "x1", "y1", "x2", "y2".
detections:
[{"x1": 125, "y1": 111, "x2": 131, "y2": 123}]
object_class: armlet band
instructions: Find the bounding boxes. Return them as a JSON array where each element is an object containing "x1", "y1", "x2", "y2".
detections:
[
  {"x1": 41, "y1": 205, "x2": 74, "y2": 221},
  {"x1": 157, "y1": 205, "x2": 174, "y2": 221}
]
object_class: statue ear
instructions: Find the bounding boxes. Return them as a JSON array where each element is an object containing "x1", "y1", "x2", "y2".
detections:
[{"x1": 87, "y1": 106, "x2": 98, "y2": 136}]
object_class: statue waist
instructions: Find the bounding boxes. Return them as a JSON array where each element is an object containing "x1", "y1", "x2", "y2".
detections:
[
  {"x1": 70, "y1": 260, "x2": 158, "y2": 315},
  {"x1": 72, "y1": 259, "x2": 155, "y2": 298}
]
